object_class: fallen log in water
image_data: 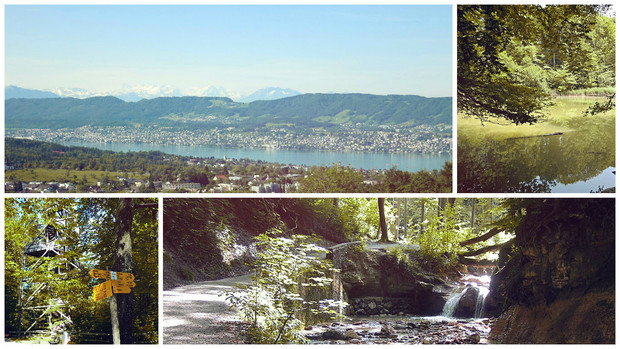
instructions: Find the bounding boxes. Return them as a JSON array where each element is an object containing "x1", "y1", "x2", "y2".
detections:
[{"x1": 506, "y1": 132, "x2": 563, "y2": 140}]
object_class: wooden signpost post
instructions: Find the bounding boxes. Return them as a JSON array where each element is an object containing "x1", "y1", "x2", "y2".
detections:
[{"x1": 90, "y1": 269, "x2": 137, "y2": 343}]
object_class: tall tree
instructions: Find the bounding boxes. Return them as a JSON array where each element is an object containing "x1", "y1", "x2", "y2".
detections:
[
  {"x1": 110, "y1": 199, "x2": 136, "y2": 344},
  {"x1": 378, "y1": 198, "x2": 389, "y2": 242}
]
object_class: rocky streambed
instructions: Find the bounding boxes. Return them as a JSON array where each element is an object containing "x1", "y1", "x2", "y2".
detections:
[{"x1": 303, "y1": 316, "x2": 492, "y2": 344}]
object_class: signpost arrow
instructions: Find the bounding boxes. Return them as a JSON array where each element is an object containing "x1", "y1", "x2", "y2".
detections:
[
  {"x1": 112, "y1": 285, "x2": 132, "y2": 294},
  {"x1": 116, "y1": 272, "x2": 135, "y2": 281},
  {"x1": 113, "y1": 280, "x2": 137, "y2": 288},
  {"x1": 90, "y1": 269, "x2": 111, "y2": 279},
  {"x1": 93, "y1": 280, "x2": 113, "y2": 301}
]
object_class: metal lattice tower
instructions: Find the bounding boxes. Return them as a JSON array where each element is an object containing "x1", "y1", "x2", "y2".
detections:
[{"x1": 18, "y1": 209, "x2": 78, "y2": 342}]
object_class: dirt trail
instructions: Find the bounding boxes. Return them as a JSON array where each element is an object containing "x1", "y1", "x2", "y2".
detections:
[{"x1": 163, "y1": 274, "x2": 250, "y2": 344}]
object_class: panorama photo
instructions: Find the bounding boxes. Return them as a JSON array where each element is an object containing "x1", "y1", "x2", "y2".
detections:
[{"x1": 5, "y1": 5, "x2": 453, "y2": 194}]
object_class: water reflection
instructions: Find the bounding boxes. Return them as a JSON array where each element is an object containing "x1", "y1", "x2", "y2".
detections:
[{"x1": 458, "y1": 114, "x2": 615, "y2": 193}]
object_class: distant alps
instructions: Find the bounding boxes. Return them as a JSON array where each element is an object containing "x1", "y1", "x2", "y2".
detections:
[{"x1": 5, "y1": 85, "x2": 300, "y2": 103}]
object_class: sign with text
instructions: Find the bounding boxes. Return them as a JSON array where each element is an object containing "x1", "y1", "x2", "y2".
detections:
[
  {"x1": 112, "y1": 284, "x2": 132, "y2": 294},
  {"x1": 93, "y1": 280, "x2": 113, "y2": 301},
  {"x1": 113, "y1": 279, "x2": 137, "y2": 288},
  {"x1": 90, "y1": 269, "x2": 135, "y2": 281},
  {"x1": 115, "y1": 272, "x2": 135, "y2": 281},
  {"x1": 91, "y1": 269, "x2": 136, "y2": 300},
  {"x1": 90, "y1": 269, "x2": 111, "y2": 279}
]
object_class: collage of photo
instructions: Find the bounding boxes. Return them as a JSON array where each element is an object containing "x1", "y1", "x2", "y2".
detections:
[{"x1": 3, "y1": 3, "x2": 616, "y2": 345}]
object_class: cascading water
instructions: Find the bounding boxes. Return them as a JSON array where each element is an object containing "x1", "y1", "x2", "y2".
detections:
[
  {"x1": 474, "y1": 287, "x2": 489, "y2": 318},
  {"x1": 441, "y1": 275, "x2": 490, "y2": 318},
  {"x1": 442, "y1": 288, "x2": 467, "y2": 317}
]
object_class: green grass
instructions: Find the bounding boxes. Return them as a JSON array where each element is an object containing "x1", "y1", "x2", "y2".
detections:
[
  {"x1": 6, "y1": 168, "x2": 133, "y2": 184},
  {"x1": 458, "y1": 96, "x2": 616, "y2": 140}
]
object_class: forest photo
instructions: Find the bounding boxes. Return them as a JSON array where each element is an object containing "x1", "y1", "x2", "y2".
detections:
[
  {"x1": 162, "y1": 197, "x2": 614, "y2": 344},
  {"x1": 4, "y1": 198, "x2": 158, "y2": 344},
  {"x1": 457, "y1": 5, "x2": 615, "y2": 193}
]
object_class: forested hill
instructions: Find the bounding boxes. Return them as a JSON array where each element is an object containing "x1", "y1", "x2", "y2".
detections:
[{"x1": 5, "y1": 93, "x2": 451, "y2": 129}]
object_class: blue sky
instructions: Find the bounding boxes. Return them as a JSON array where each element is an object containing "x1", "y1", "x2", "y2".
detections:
[{"x1": 5, "y1": 5, "x2": 452, "y2": 97}]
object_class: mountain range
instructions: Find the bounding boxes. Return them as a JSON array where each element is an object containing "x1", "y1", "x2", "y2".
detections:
[
  {"x1": 5, "y1": 85, "x2": 300, "y2": 103},
  {"x1": 5, "y1": 93, "x2": 451, "y2": 129}
]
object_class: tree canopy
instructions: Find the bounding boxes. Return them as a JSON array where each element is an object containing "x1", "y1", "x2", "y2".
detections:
[{"x1": 458, "y1": 5, "x2": 615, "y2": 124}]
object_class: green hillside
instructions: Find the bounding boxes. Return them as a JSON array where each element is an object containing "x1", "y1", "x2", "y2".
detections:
[{"x1": 5, "y1": 93, "x2": 451, "y2": 129}]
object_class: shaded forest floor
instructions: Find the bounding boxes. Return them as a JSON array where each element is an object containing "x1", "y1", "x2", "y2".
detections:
[{"x1": 163, "y1": 274, "x2": 250, "y2": 344}]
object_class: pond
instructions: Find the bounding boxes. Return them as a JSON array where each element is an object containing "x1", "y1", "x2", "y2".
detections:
[{"x1": 458, "y1": 96, "x2": 615, "y2": 193}]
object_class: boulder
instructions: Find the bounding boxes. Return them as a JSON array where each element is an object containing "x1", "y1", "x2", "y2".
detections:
[
  {"x1": 321, "y1": 329, "x2": 347, "y2": 340},
  {"x1": 453, "y1": 286, "x2": 479, "y2": 318}
]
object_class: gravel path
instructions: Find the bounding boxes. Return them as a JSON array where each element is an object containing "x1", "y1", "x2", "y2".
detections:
[{"x1": 163, "y1": 274, "x2": 251, "y2": 344}]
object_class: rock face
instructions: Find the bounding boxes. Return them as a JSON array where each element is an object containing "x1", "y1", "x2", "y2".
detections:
[
  {"x1": 490, "y1": 290, "x2": 614, "y2": 344},
  {"x1": 487, "y1": 199, "x2": 615, "y2": 343},
  {"x1": 339, "y1": 247, "x2": 448, "y2": 315}
]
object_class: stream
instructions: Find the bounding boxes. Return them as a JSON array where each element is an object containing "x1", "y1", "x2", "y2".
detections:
[
  {"x1": 303, "y1": 316, "x2": 491, "y2": 344},
  {"x1": 305, "y1": 274, "x2": 493, "y2": 344}
]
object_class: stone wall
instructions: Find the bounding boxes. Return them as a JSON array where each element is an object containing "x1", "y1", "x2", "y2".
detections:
[
  {"x1": 339, "y1": 246, "x2": 449, "y2": 316},
  {"x1": 349, "y1": 297, "x2": 416, "y2": 316}
]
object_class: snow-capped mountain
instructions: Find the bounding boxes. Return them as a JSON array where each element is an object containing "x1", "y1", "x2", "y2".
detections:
[
  {"x1": 236, "y1": 87, "x2": 300, "y2": 103},
  {"x1": 184, "y1": 86, "x2": 242, "y2": 100},
  {"x1": 47, "y1": 87, "x2": 102, "y2": 99},
  {"x1": 110, "y1": 85, "x2": 183, "y2": 102},
  {"x1": 5, "y1": 85, "x2": 300, "y2": 102}
]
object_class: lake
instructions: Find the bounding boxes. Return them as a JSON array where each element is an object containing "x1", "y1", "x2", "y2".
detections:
[
  {"x1": 63, "y1": 141, "x2": 452, "y2": 172},
  {"x1": 458, "y1": 96, "x2": 615, "y2": 193}
]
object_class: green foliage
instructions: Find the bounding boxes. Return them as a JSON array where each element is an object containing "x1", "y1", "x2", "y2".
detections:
[
  {"x1": 382, "y1": 161, "x2": 452, "y2": 193},
  {"x1": 225, "y1": 232, "x2": 345, "y2": 344},
  {"x1": 297, "y1": 164, "x2": 368, "y2": 193},
  {"x1": 310, "y1": 198, "x2": 380, "y2": 241},
  {"x1": 411, "y1": 204, "x2": 473, "y2": 266},
  {"x1": 7, "y1": 138, "x2": 451, "y2": 194},
  {"x1": 458, "y1": 5, "x2": 615, "y2": 124}
]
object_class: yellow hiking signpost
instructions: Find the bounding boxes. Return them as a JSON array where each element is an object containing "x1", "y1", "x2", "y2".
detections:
[
  {"x1": 93, "y1": 280, "x2": 113, "y2": 301},
  {"x1": 90, "y1": 269, "x2": 136, "y2": 300}
]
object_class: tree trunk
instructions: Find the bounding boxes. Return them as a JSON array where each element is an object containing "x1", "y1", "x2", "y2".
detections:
[
  {"x1": 403, "y1": 199, "x2": 408, "y2": 237},
  {"x1": 419, "y1": 201, "x2": 425, "y2": 234},
  {"x1": 460, "y1": 227, "x2": 501, "y2": 247},
  {"x1": 378, "y1": 198, "x2": 389, "y2": 242},
  {"x1": 395, "y1": 198, "x2": 401, "y2": 241},
  {"x1": 438, "y1": 198, "x2": 447, "y2": 216},
  {"x1": 471, "y1": 199, "x2": 476, "y2": 230},
  {"x1": 112, "y1": 198, "x2": 136, "y2": 344}
]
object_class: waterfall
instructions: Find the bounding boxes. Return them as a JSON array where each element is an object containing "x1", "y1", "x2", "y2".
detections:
[
  {"x1": 474, "y1": 287, "x2": 489, "y2": 318},
  {"x1": 442, "y1": 283, "x2": 490, "y2": 318},
  {"x1": 442, "y1": 288, "x2": 466, "y2": 317}
]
